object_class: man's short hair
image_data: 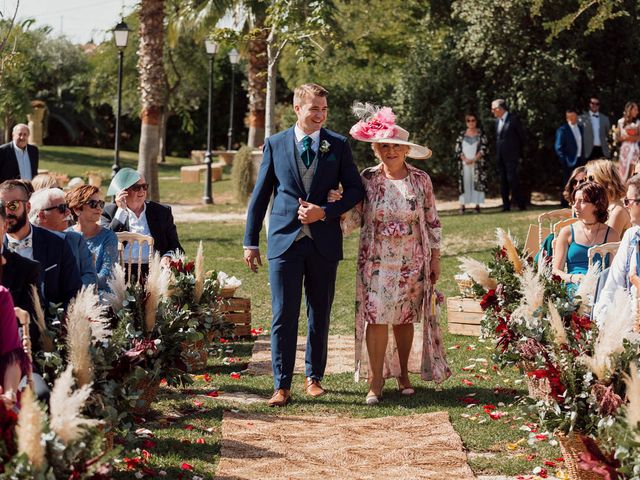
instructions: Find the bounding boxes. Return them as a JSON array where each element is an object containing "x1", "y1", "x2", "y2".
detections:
[
  {"x1": 293, "y1": 83, "x2": 329, "y2": 106},
  {"x1": 12, "y1": 123, "x2": 29, "y2": 134},
  {"x1": 29, "y1": 188, "x2": 65, "y2": 224},
  {"x1": 0, "y1": 179, "x2": 31, "y2": 199},
  {"x1": 492, "y1": 99, "x2": 507, "y2": 110},
  {"x1": 627, "y1": 173, "x2": 640, "y2": 192}
]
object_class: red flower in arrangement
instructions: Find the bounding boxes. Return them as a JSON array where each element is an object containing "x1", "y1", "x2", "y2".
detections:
[{"x1": 480, "y1": 289, "x2": 498, "y2": 311}]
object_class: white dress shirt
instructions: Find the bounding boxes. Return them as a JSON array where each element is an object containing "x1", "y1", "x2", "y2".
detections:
[
  {"x1": 12, "y1": 141, "x2": 33, "y2": 180},
  {"x1": 6, "y1": 225, "x2": 34, "y2": 260},
  {"x1": 569, "y1": 122, "x2": 582, "y2": 158},
  {"x1": 593, "y1": 225, "x2": 639, "y2": 325},
  {"x1": 294, "y1": 124, "x2": 320, "y2": 154},
  {"x1": 590, "y1": 111, "x2": 601, "y2": 147},
  {"x1": 114, "y1": 204, "x2": 152, "y2": 262}
]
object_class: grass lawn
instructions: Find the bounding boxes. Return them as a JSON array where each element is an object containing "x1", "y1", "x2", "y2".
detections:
[
  {"x1": 111, "y1": 207, "x2": 565, "y2": 479},
  {"x1": 39, "y1": 146, "x2": 239, "y2": 208}
]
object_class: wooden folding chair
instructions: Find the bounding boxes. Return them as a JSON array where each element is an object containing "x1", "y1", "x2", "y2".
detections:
[
  {"x1": 588, "y1": 241, "x2": 620, "y2": 268},
  {"x1": 116, "y1": 232, "x2": 155, "y2": 284},
  {"x1": 538, "y1": 208, "x2": 572, "y2": 245},
  {"x1": 15, "y1": 307, "x2": 34, "y2": 391}
]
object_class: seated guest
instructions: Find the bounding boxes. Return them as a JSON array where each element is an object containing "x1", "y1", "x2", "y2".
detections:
[
  {"x1": 31, "y1": 174, "x2": 60, "y2": 191},
  {"x1": 0, "y1": 286, "x2": 30, "y2": 409},
  {"x1": 66, "y1": 185, "x2": 118, "y2": 293},
  {"x1": 0, "y1": 180, "x2": 82, "y2": 308},
  {"x1": 0, "y1": 124, "x2": 38, "y2": 184},
  {"x1": 593, "y1": 174, "x2": 640, "y2": 323},
  {"x1": 29, "y1": 188, "x2": 97, "y2": 287},
  {"x1": 101, "y1": 168, "x2": 182, "y2": 270},
  {"x1": 552, "y1": 181, "x2": 620, "y2": 286},
  {"x1": 0, "y1": 203, "x2": 42, "y2": 347},
  {"x1": 586, "y1": 159, "x2": 632, "y2": 237},
  {"x1": 535, "y1": 166, "x2": 586, "y2": 267}
]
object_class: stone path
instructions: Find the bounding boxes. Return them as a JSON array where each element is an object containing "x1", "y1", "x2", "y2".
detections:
[
  {"x1": 246, "y1": 334, "x2": 354, "y2": 375},
  {"x1": 215, "y1": 411, "x2": 475, "y2": 480}
]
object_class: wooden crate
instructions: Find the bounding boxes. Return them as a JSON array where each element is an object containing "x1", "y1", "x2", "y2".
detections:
[
  {"x1": 446, "y1": 296, "x2": 482, "y2": 336},
  {"x1": 220, "y1": 297, "x2": 251, "y2": 337}
]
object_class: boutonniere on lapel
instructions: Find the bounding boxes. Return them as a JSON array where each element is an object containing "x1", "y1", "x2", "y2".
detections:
[{"x1": 320, "y1": 140, "x2": 331, "y2": 153}]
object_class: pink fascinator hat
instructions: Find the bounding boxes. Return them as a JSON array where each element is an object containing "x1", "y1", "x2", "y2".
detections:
[{"x1": 349, "y1": 102, "x2": 432, "y2": 159}]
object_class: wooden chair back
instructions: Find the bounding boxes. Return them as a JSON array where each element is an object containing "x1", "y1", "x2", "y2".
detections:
[
  {"x1": 538, "y1": 209, "x2": 572, "y2": 245},
  {"x1": 116, "y1": 232, "x2": 154, "y2": 284},
  {"x1": 15, "y1": 307, "x2": 34, "y2": 391},
  {"x1": 588, "y1": 241, "x2": 620, "y2": 268}
]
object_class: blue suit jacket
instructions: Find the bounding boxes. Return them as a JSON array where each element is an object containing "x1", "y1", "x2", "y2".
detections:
[
  {"x1": 555, "y1": 123, "x2": 584, "y2": 169},
  {"x1": 244, "y1": 127, "x2": 365, "y2": 261}
]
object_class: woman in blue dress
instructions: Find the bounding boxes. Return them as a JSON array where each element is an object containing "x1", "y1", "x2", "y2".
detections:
[
  {"x1": 66, "y1": 185, "x2": 119, "y2": 294},
  {"x1": 552, "y1": 181, "x2": 620, "y2": 286}
]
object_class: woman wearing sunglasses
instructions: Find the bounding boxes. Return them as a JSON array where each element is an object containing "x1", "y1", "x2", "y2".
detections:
[{"x1": 66, "y1": 185, "x2": 118, "y2": 294}]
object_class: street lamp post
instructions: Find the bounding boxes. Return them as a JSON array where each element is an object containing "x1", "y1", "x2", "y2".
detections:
[
  {"x1": 203, "y1": 39, "x2": 219, "y2": 204},
  {"x1": 111, "y1": 19, "x2": 129, "y2": 178},
  {"x1": 227, "y1": 48, "x2": 240, "y2": 151}
]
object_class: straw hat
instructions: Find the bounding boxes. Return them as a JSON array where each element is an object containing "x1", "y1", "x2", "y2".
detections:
[
  {"x1": 349, "y1": 102, "x2": 432, "y2": 160},
  {"x1": 107, "y1": 168, "x2": 142, "y2": 196}
]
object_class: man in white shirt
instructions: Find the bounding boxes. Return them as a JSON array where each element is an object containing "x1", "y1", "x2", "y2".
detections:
[
  {"x1": 593, "y1": 174, "x2": 640, "y2": 323},
  {"x1": 554, "y1": 109, "x2": 585, "y2": 207},
  {"x1": 579, "y1": 96, "x2": 611, "y2": 160},
  {"x1": 0, "y1": 124, "x2": 39, "y2": 183}
]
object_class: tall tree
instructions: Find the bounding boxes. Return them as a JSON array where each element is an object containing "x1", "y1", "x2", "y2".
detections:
[{"x1": 137, "y1": 0, "x2": 167, "y2": 201}]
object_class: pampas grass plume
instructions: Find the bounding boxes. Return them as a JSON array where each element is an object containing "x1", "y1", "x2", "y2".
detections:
[
  {"x1": 194, "y1": 241, "x2": 205, "y2": 303},
  {"x1": 458, "y1": 256, "x2": 497, "y2": 290},
  {"x1": 16, "y1": 387, "x2": 45, "y2": 472},
  {"x1": 547, "y1": 301, "x2": 568, "y2": 346},
  {"x1": 50, "y1": 365, "x2": 100, "y2": 445},
  {"x1": 580, "y1": 289, "x2": 635, "y2": 380},
  {"x1": 144, "y1": 252, "x2": 171, "y2": 333},
  {"x1": 66, "y1": 287, "x2": 94, "y2": 387},
  {"x1": 496, "y1": 228, "x2": 523, "y2": 274},
  {"x1": 105, "y1": 263, "x2": 127, "y2": 313}
]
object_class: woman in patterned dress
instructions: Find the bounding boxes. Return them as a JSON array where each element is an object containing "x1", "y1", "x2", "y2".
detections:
[{"x1": 332, "y1": 104, "x2": 451, "y2": 405}]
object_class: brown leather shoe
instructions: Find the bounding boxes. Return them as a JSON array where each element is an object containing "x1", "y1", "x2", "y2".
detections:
[
  {"x1": 305, "y1": 378, "x2": 326, "y2": 397},
  {"x1": 267, "y1": 389, "x2": 291, "y2": 407}
]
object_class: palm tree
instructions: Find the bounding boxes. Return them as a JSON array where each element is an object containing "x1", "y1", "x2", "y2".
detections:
[{"x1": 137, "y1": 0, "x2": 167, "y2": 201}]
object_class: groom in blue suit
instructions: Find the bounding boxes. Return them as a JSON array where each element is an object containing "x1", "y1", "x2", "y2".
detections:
[
  {"x1": 555, "y1": 109, "x2": 585, "y2": 207},
  {"x1": 243, "y1": 83, "x2": 365, "y2": 407}
]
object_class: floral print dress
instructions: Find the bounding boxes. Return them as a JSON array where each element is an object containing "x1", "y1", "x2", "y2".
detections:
[{"x1": 342, "y1": 163, "x2": 451, "y2": 383}]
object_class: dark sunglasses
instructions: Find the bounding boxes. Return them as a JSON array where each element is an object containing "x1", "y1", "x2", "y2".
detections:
[
  {"x1": 42, "y1": 203, "x2": 69, "y2": 214},
  {"x1": 623, "y1": 197, "x2": 640, "y2": 207},
  {"x1": 127, "y1": 183, "x2": 149, "y2": 193},
  {"x1": 1, "y1": 199, "x2": 27, "y2": 212},
  {"x1": 85, "y1": 199, "x2": 105, "y2": 209}
]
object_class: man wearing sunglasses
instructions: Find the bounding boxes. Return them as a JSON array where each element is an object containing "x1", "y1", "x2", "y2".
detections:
[
  {"x1": 29, "y1": 188, "x2": 97, "y2": 287},
  {"x1": 0, "y1": 124, "x2": 39, "y2": 184},
  {"x1": 101, "y1": 168, "x2": 182, "y2": 271},
  {"x1": 0, "y1": 180, "x2": 82, "y2": 312},
  {"x1": 579, "y1": 96, "x2": 611, "y2": 160},
  {"x1": 593, "y1": 174, "x2": 640, "y2": 323}
]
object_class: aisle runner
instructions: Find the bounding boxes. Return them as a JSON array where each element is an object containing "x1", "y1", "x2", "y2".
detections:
[
  {"x1": 215, "y1": 411, "x2": 474, "y2": 479},
  {"x1": 246, "y1": 335, "x2": 354, "y2": 375}
]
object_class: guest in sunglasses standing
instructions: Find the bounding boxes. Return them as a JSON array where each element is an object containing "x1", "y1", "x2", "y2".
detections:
[
  {"x1": 101, "y1": 168, "x2": 182, "y2": 276},
  {"x1": 66, "y1": 185, "x2": 118, "y2": 295},
  {"x1": 29, "y1": 188, "x2": 97, "y2": 287}
]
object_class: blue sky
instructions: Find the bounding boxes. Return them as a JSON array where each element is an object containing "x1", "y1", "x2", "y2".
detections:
[{"x1": 3, "y1": 0, "x2": 139, "y2": 44}]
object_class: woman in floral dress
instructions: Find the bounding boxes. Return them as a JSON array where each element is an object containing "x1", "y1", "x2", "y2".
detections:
[{"x1": 334, "y1": 104, "x2": 450, "y2": 405}]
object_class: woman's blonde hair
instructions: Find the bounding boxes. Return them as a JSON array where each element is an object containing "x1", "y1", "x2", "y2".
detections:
[{"x1": 587, "y1": 159, "x2": 626, "y2": 203}]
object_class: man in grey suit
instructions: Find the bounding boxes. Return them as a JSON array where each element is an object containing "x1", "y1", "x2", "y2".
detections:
[{"x1": 579, "y1": 96, "x2": 611, "y2": 160}]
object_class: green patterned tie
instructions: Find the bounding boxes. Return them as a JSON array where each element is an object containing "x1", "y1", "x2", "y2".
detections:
[{"x1": 301, "y1": 135, "x2": 314, "y2": 168}]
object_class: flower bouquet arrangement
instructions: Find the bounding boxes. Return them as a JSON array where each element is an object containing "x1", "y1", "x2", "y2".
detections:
[
  {"x1": 0, "y1": 367, "x2": 116, "y2": 479},
  {"x1": 167, "y1": 242, "x2": 233, "y2": 370}
]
